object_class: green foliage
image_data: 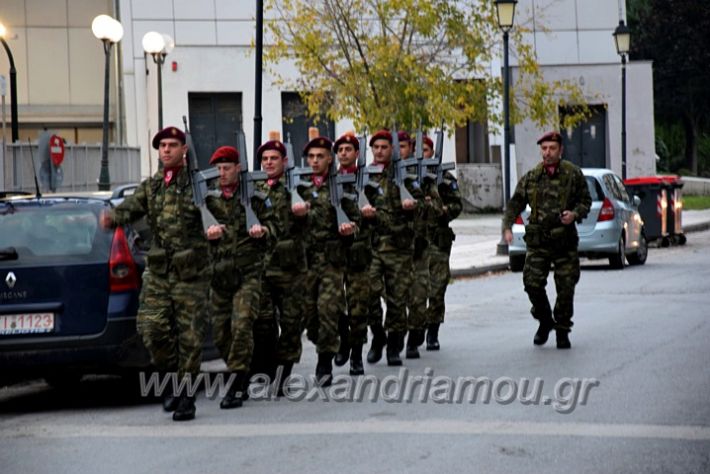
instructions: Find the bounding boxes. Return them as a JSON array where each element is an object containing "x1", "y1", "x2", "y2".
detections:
[
  {"x1": 682, "y1": 195, "x2": 710, "y2": 210},
  {"x1": 264, "y1": 0, "x2": 590, "y2": 133}
]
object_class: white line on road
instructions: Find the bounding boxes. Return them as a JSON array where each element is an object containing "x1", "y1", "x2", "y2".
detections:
[{"x1": 2, "y1": 420, "x2": 709, "y2": 441}]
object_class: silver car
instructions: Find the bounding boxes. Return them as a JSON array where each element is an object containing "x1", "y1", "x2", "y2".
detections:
[{"x1": 508, "y1": 168, "x2": 648, "y2": 271}]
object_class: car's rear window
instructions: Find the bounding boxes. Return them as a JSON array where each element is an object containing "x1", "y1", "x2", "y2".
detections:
[
  {"x1": 0, "y1": 200, "x2": 109, "y2": 261},
  {"x1": 585, "y1": 176, "x2": 604, "y2": 202}
]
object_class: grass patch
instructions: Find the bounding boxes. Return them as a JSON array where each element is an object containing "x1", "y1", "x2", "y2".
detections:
[{"x1": 683, "y1": 195, "x2": 710, "y2": 210}]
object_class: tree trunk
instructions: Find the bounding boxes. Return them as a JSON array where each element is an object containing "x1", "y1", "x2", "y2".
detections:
[{"x1": 682, "y1": 112, "x2": 698, "y2": 175}]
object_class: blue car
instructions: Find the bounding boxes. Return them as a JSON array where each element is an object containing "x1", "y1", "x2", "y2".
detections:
[
  {"x1": 508, "y1": 168, "x2": 649, "y2": 271},
  {"x1": 0, "y1": 191, "x2": 150, "y2": 387}
]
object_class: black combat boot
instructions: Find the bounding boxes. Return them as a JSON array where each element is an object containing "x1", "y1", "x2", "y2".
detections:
[
  {"x1": 172, "y1": 395, "x2": 196, "y2": 421},
  {"x1": 162, "y1": 390, "x2": 179, "y2": 412},
  {"x1": 315, "y1": 352, "x2": 335, "y2": 387},
  {"x1": 334, "y1": 314, "x2": 351, "y2": 367},
  {"x1": 406, "y1": 329, "x2": 424, "y2": 359},
  {"x1": 274, "y1": 361, "x2": 294, "y2": 397},
  {"x1": 556, "y1": 330, "x2": 571, "y2": 349},
  {"x1": 386, "y1": 332, "x2": 403, "y2": 366},
  {"x1": 220, "y1": 372, "x2": 247, "y2": 409},
  {"x1": 533, "y1": 320, "x2": 555, "y2": 346},
  {"x1": 367, "y1": 325, "x2": 387, "y2": 364},
  {"x1": 426, "y1": 323, "x2": 440, "y2": 351},
  {"x1": 349, "y1": 344, "x2": 364, "y2": 376}
]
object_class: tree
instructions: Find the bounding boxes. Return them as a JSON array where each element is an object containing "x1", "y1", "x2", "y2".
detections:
[
  {"x1": 629, "y1": 0, "x2": 710, "y2": 175},
  {"x1": 264, "y1": 0, "x2": 590, "y2": 133}
]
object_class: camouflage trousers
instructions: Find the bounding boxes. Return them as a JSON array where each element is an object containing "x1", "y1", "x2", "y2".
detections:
[
  {"x1": 303, "y1": 253, "x2": 346, "y2": 354},
  {"x1": 136, "y1": 269, "x2": 208, "y2": 378},
  {"x1": 523, "y1": 246, "x2": 580, "y2": 331},
  {"x1": 367, "y1": 247, "x2": 413, "y2": 333},
  {"x1": 260, "y1": 269, "x2": 308, "y2": 364},
  {"x1": 210, "y1": 263, "x2": 264, "y2": 372},
  {"x1": 407, "y1": 250, "x2": 430, "y2": 330},
  {"x1": 344, "y1": 266, "x2": 371, "y2": 345},
  {"x1": 427, "y1": 244, "x2": 452, "y2": 324}
]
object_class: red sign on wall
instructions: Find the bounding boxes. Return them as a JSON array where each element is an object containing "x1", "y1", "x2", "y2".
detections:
[{"x1": 49, "y1": 135, "x2": 65, "y2": 166}]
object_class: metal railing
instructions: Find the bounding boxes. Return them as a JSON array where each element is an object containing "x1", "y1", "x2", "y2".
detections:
[{"x1": 1, "y1": 141, "x2": 142, "y2": 193}]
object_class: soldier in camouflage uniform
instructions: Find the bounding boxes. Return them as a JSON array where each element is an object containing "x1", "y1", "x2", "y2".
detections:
[
  {"x1": 423, "y1": 135, "x2": 463, "y2": 350},
  {"x1": 100, "y1": 126, "x2": 209, "y2": 421},
  {"x1": 301, "y1": 136, "x2": 360, "y2": 386},
  {"x1": 366, "y1": 130, "x2": 421, "y2": 366},
  {"x1": 203, "y1": 146, "x2": 279, "y2": 409},
  {"x1": 502, "y1": 131, "x2": 591, "y2": 349},
  {"x1": 334, "y1": 132, "x2": 373, "y2": 375},
  {"x1": 254, "y1": 138, "x2": 310, "y2": 392}
]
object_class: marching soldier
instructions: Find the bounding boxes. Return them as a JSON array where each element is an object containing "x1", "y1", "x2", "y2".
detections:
[
  {"x1": 204, "y1": 146, "x2": 279, "y2": 409},
  {"x1": 366, "y1": 130, "x2": 421, "y2": 366},
  {"x1": 100, "y1": 126, "x2": 209, "y2": 421},
  {"x1": 502, "y1": 131, "x2": 591, "y2": 349},
  {"x1": 423, "y1": 135, "x2": 463, "y2": 350},
  {"x1": 301, "y1": 134, "x2": 359, "y2": 386},
  {"x1": 254, "y1": 135, "x2": 310, "y2": 392},
  {"x1": 334, "y1": 132, "x2": 373, "y2": 375}
]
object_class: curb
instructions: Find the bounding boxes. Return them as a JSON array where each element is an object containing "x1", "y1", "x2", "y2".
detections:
[{"x1": 451, "y1": 219, "x2": 710, "y2": 280}]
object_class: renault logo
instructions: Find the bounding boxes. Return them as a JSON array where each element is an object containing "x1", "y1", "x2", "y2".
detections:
[{"x1": 5, "y1": 272, "x2": 16, "y2": 289}]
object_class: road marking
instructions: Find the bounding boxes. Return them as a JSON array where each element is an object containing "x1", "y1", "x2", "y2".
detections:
[{"x1": 2, "y1": 420, "x2": 709, "y2": 441}]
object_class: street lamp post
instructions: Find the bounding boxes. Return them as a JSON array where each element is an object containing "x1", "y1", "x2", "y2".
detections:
[
  {"x1": 92, "y1": 15, "x2": 123, "y2": 191},
  {"x1": 495, "y1": 0, "x2": 517, "y2": 256},
  {"x1": 142, "y1": 32, "x2": 174, "y2": 130},
  {"x1": 613, "y1": 20, "x2": 630, "y2": 180},
  {"x1": 0, "y1": 23, "x2": 19, "y2": 143},
  {"x1": 254, "y1": 0, "x2": 264, "y2": 170}
]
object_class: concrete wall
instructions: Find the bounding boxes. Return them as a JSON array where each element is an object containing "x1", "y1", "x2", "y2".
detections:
[
  {"x1": 681, "y1": 177, "x2": 710, "y2": 196},
  {"x1": 457, "y1": 164, "x2": 502, "y2": 212}
]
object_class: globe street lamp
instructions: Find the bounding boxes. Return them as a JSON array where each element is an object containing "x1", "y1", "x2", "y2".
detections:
[
  {"x1": 92, "y1": 14, "x2": 123, "y2": 191},
  {"x1": 0, "y1": 22, "x2": 19, "y2": 143},
  {"x1": 142, "y1": 32, "x2": 174, "y2": 130},
  {"x1": 613, "y1": 20, "x2": 630, "y2": 180},
  {"x1": 495, "y1": 0, "x2": 517, "y2": 256}
]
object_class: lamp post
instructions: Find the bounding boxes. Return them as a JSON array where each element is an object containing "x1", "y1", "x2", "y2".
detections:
[
  {"x1": 92, "y1": 14, "x2": 123, "y2": 191},
  {"x1": 0, "y1": 23, "x2": 18, "y2": 143},
  {"x1": 495, "y1": 0, "x2": 517, "y2": 256},
  {"x1": 254, "y1": 0, "x2": 264, "y2": 170},
  {"x1": 613, "y1": 20, "x2": 630, "y2": 180},
  {"x1": 142, "y1": 32, "x2": 174, "y2": 130}
]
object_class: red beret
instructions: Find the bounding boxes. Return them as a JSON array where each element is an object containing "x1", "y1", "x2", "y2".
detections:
[
  {"x1": 256, "y1": 140, "x2": 287, "y2": 160},
  {"x1": 536, "y1": 131, "x2": 563, "y2": 145},
  {"x1": 303, "y1": 136, "x2": 333, "y2": 156},
  {"x1": 209, "y1": 146, "x2": 239, "y2": 165},
  {"x1": 369, "y1": 129, "x2": 392, "y2": 146},
  {"x1": 334, "y1": 133, "x2": 359, "y2": 152},
  {"x1": 397, "y1": 131, "x2": 412, "y2": 143},
  {"x1": 152, "y1": 126, "x2": 186, "y2": 149},
  {"x1": 423, "y1": 135, "x2": 434, "y2": 149}
]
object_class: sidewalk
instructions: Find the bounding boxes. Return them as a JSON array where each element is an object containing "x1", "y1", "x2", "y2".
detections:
[{"x1": 449, "y1": 209, "x2": 710, "y2": 278}]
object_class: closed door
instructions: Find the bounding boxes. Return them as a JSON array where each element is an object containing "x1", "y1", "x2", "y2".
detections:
[
  {"x1": 560, "y1": 106, "x2": 606, "y2": 168},
  {"x1": 188, "y1": 93, "x2": 243, "y2": 170},
  {"x1": 281, "y1": 92, "x2": 334, "y2": 167}
]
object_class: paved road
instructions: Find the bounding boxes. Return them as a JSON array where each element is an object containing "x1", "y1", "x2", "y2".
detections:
[{"x1": 1, "y1": 231, "x2": 709, "y2": 473}]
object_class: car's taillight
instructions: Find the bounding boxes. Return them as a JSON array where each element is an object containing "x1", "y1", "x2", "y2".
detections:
[
  {"x1": 109, "y1": 226, "x2": 139, "y2": 293},
  {"x1": 515, "y1": 215, "x2": 524, "y2": 225},
  {"x1": 598, "y1": 197, "x2": 615, "y2": 222}
]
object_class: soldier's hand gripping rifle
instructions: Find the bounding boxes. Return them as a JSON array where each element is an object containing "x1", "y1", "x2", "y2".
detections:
[
  {"x1": 328, "y1": 154, "x2": 356, "y2": 227},
  {"x1": 355, "y1": 134, "x2": 381, "y2": 210},
  {"x1": 235, "y1": 129, "x2": 268, "y2": 231},
  {"x1": 284, "y1": 136, "x2": 312, "y2": 207},
  {"x1": 182, "y1": 116, "x2": 220, "y2": 232},
  {"x1": 391, "y1": 124, "x2": 417, "y2": 204}
]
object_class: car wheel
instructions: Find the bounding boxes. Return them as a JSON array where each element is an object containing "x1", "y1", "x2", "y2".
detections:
[
  {"x1": 627, "y1": 231, "x2": 648, "y2": 265},
  {"x1": 609, "y1": 235, "x2": 626, "y2": 269},
  {"x1": 509, "y1": 254, "x2": 525, "y2": 272}
]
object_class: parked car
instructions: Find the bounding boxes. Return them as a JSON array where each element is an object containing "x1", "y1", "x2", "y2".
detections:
[
  {"x1": 508, "y1": 168, "x2": 648, "y2": 271},
  {"x1": 0, "y1": 192, "x2": 150, "y2": 387}
]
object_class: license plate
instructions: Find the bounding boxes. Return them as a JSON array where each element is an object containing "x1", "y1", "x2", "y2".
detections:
[{"x1": 0, "y1": 313, "x2": 55, "y2": 335}]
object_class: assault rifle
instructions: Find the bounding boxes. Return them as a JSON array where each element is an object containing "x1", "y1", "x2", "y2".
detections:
[
  {"x1": 328, "y1": 155, "x2": 355, "y2": 227},
  {"x1": 391, "y1": 124, "x2": 417, "y2": 203},
  {"x1": 182, "y1": 116, "x2": 220, "y2": 232},
  {"x1": 354, "y1": 134, "x2": 381, "y2": 210},
  {"x1": 423, "y1": 127, "x2": 455, "y2": 185},
  {"x1": 284, "y1": 135, "x2": 312, "y2": 207},
  {"x1": 235, "y1": 129, "x2": 268, "y2": 230}
]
